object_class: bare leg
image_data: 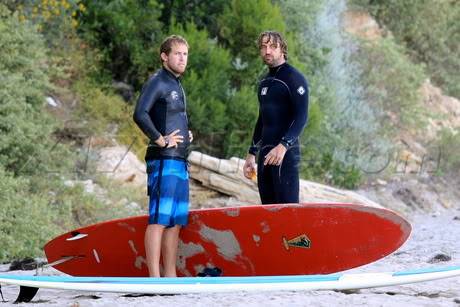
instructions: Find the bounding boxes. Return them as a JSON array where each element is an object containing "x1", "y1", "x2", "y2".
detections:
[
  {"x1": 161, "y1": 225, "x2": 181, "y2": 277},
  {"x1": 144, "y1": 224, "x2": 165, "y2": 277}
]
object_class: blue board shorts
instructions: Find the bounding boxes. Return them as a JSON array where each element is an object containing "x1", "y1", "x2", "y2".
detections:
[{"x1": 146, "y1": 159, "x2": 189, "y2": 227}]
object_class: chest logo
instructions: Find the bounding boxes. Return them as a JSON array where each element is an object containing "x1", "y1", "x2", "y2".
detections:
[
  {"x1": 171, "y1": 91, "x2": 179, "y2": 100},
  {"x1": 261, "y1": 87, "x2": 268, "y2": 96},
  {"x1": 297, "y1": 86, "x2": 305, "y2": 95}
]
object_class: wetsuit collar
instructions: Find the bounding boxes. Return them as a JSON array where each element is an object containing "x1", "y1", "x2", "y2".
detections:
[
  {"x1": 268, "y1": 62, "x2": 287, "y2": 75},
  {"x1": 162, "y1": 67, "x2": 182, "y2": 81}
]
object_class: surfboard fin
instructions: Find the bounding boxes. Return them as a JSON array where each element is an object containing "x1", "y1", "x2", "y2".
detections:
[{"x1": 15, "y1": 286, "x2": 39, "y2": 303}]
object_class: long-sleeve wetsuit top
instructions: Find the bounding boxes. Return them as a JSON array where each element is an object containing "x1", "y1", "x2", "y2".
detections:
[
  {"x1": 249, "y1": 62, "x2": 309, "y2": 155},
  {"x1": 133, "y1": 68, "x2": 190, "y2": 160}
]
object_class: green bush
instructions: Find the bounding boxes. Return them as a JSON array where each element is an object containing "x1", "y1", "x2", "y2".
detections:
[
  {"x1": 355, "y1": 37, "x2": 425, "y2": 128},
  {"x1": 435, "y1": 129, "x2": 460, "y2": 174},
  {"x1": 158, "y1": 0, "x2": 227, "y2": 38},
  {"x1": 218, "y1": 0, "x2": 286, "y2": 86},
  {"x1": 77, "y1": 0, "x2": 164, "y2": 88},
  {"x1": 0, "y1": 167, "x2": 61, "y2": 262},
  {"x1": 73, "y1": 80, "x2": 127, "y2": 134},
  {"x1": 224, "y1": 85, "x2": 259, "y2": 157},
  {"x1": 0, "y1": 5, "x2": 70, "y2": 176},
  {"x1": 48, "y1": 178, "x2": 143, "y2": 229},
  {"x1": 167, "y1": 22, "x2": 233, "y2": 156},
  {"x1": 0, "y1": 167, "x2": 146, "y2": 262}
]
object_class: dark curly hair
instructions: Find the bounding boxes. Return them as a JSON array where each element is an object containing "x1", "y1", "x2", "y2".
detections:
[{"x1": 257, "y1": 31, "x2": 288, "y2": 60}]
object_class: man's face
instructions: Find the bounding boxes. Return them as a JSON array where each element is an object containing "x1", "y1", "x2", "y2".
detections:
[
  {"x1": 259, "y1": 36, "x2": 284, "y2": 67},
  {"x1": 161, "y1": 43, "x2": 188, "y2": 76}
]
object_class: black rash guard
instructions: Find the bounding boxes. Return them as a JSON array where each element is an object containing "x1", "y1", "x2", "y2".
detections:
[
  {"x1": 250, "y1": 62, "x2": 309, "y2": 154},
  {"x1": 133, "y1": 68, "x2": 190, "y2": 161},
  {"x1": 249, "y1": 62, "x2": 309, "y2": 204}
]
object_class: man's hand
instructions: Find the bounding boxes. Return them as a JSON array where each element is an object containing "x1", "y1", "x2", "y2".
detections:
[
  {"x1": 263, "y1": 144, "x2": 287, "y2": 166},
  {"x1": 243, "y1": 154, "x2": 257, "y2": 180},
  {"x1": 155, "y1": 129, "x2": 184, "y2": 148}
]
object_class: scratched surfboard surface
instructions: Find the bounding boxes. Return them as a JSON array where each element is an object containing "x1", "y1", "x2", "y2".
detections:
[{"x1": 44, "y1": 203, "x2": 411, "y2": 277}]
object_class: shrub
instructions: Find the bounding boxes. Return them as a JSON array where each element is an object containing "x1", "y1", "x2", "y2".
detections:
[
  {"x1": 0, "y1": 4, "x2": 70, "y2": 176},
  {"x1": 0, "y1": 167, "x2": 60, "y2": 262},
  {"x1": 218, "y1": 0, "x2": 286, "y2": 86},
  {"x1": 354, "y1": 37, "x2": 425, "y2": 128},
  {"x1": 76, "y1": 0, "x2": 164, "y2": 88},
  {"x1": 435, "y1": 129, "x2": 460, "y2": 174},
  {"x1": 168, "y1": 22, "x2": 233, "y2": 156}
]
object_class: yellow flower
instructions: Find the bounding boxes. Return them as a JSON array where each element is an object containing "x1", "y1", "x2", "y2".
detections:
[
  {"x1": 32, "y1": 7, "x2": 38, "y2": 13},
  {"x1": 54, "y1": 8, "x2": 60, "y2": 15},
  {"x1": 71, "y1": 18, "x2": 79, "y2": 28},
  {"x1": 43, "y1": 10, "x2": 51, "y2": 20},
  {"x1": 19, "y1": 15, "x2": 26, "y2": 22},
  {"x1": 61, "y1": 0, "x2": 71, "y2": 9},
  {"x1": 78, "y1": 3, "x2": 86, "y2": 12}
]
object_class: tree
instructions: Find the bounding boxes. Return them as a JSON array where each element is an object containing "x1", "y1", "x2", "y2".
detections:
[
  {"x1": 169, "y1": 22, "x2": 233, "y2": 156},
  {"x1": 77, "y1": 0, "x2": 164, "y2": 88},
  {"x1": 218, "y1": 0, "x2": 286, "y2": 87},
  {"x1": 159, "y1": 0, "x2": 227, "y2": 38}
]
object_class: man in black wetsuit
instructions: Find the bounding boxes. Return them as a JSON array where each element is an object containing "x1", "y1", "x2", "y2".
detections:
[
  {"x1": 243, "y1": 31, "x2": 309, "y2": 204},
  {"x1": 133, "y1": 35, "x2": 192, "y2": 277}
]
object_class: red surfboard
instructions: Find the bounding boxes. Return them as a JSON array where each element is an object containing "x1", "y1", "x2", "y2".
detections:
[{"x1": 44, "y1": 203, "x2": 411, "y2": 277}]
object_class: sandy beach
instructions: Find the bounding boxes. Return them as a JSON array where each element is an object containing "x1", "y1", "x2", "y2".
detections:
[{"x1": 1, "y1": 208, "x2": 459, "y2": 307}]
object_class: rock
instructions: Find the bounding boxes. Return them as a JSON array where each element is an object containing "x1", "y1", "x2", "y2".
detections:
[
  {"x1": 427, "y1": 253, "x2": 452, "y2": 264},
  {"x1": 342, "y1": 10, "x2": 384, "y2": 41},
  {"x1": 420, "y1": 79, "x2": 460, "y2": 140},
  {"x1": 96, "y1": 146, "x2": 147, "y2": 188},
  {"x1": 64, "y1": 179, "x2": 100, "y2": 194},
  {"x1": 112, "y1": 81, "x2": 134, "y2": 102},
  {"x1": 46, "y1": 96, "x2": 61, "y2": 108}
]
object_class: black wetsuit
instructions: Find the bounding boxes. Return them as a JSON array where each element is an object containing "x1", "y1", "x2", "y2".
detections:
[
  {"x1": 249, "y1": 62, "x2": 309, "y2": 204},
  {"x1": 133, "y1": 68, "x2": 190, "y2": 161}
]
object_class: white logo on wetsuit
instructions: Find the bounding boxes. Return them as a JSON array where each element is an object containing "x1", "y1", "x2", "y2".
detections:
[
  {"x1": 171, "y1": 91, "x2": 179, "y2": 100},
  {"x1": 261, "y1": 87, "x2": 268, "y2": 95},
  {"x1": 297, "y1": 86, "x2": 305, "y2": 95}
]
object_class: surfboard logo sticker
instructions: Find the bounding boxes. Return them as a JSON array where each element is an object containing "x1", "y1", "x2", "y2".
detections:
[{"x1": 282, "y1": 234, "x2": 311, "y2": 250}]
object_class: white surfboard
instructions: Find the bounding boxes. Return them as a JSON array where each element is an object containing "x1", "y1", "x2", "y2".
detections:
[{"x1": 0, "y1": 266, "x2": 459, "y2": 295}]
